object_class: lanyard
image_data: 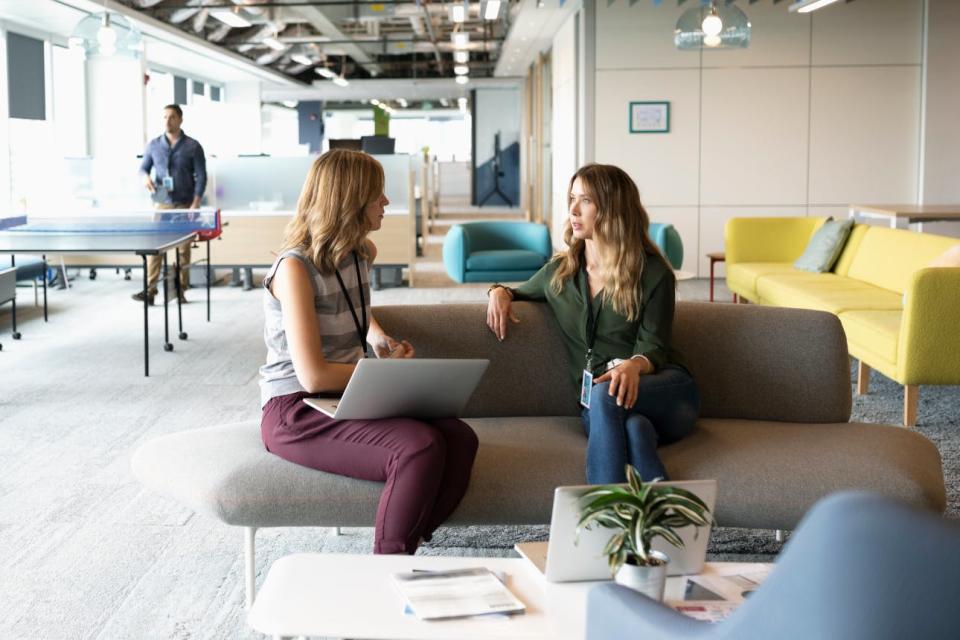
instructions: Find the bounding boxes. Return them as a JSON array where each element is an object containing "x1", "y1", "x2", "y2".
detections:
[
  {"x1": 579, "y1": 264, "x2": 603, "y2": 370},
  {"x1": 165, "y1": 134, "x2": 183, "y2": 177},
  {"x1": 334, "y1": 252, "x2": 368, "y2": 356}
]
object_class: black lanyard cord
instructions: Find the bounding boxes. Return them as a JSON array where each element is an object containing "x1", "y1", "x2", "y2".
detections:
[
  {"x1": 580, "y1": 264, "x2": 603, "y2": 368},
  {"x1": 334, "y1": 252, "x2": 368, "y2": 355}
]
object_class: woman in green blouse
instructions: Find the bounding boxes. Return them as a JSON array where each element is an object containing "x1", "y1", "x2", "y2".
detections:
[{"x1": 486, "y1": 163, "x2": 698, "y2": 484}]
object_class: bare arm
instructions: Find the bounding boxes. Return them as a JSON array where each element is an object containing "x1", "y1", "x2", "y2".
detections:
[{"x1": 271, "y1": 257, "x2": 356, "y2": 393}]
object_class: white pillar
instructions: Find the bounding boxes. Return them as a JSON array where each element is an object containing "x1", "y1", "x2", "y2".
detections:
[
  {"x1": 86, "y1": 55, "x2": 146, "y2": 160},
  {"x1": 224, "y1": 81, "x2": 263, "y2": 156}
]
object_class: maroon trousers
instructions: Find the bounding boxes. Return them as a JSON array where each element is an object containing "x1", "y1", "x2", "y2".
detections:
[{"x1": 261, "y1": 391, "x2": 479, "y2": 554}]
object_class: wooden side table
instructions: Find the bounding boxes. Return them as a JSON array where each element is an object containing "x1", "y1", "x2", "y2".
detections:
[{"x1": 707, "y1": 252, "x2": 727, "y2": 302}]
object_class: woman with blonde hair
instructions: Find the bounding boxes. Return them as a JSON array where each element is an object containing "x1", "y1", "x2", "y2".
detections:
[
  {"x1": 259, "y1": 149, "x2": 478, "y2": 554},
  {"x1": 487, "y1": 163, "x2": 698, "y2": 484}
]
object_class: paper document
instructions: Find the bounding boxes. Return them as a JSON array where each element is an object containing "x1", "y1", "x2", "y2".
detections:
[{"x1": 391, "y1": 567, "x2": 526, "y2": 621}]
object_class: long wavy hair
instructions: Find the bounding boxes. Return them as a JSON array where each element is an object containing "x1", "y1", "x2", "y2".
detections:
[
  {"x1": 281, "y1": 149, "x2": 384, "y2": 274},
  {"x1": 550, "y1": 164, "x2": 664, "y2": 321}
]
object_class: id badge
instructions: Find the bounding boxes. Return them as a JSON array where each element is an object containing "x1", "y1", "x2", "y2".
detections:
[
  {"x1": 580, "y1": 369, "x2": 594, "y2": 409},
  {"x1": 162, "y1": 175, "x2": 174, "y2": 190}
]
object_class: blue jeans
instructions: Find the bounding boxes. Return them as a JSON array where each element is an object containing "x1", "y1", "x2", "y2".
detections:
[{"x1": 580, "y1": 365, "x2": 699, "y2": 484}]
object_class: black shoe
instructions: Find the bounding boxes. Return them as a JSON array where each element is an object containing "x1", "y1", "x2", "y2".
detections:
[{"x1": 132, "y1": 289, "x2": 157, "y2": 305}]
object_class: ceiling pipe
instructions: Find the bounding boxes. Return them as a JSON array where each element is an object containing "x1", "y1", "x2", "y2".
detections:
[{"x1": 420, "y1": 0, "x2": 445, "y2": 74}]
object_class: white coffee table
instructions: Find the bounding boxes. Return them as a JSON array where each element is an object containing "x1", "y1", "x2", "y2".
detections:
[{"x1": 247, "y1": 552, "x2": 770, "y2": 639}]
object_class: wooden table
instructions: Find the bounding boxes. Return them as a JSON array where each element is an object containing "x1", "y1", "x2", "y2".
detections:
[
  {"x1": 706, "y1": 252, "x2": 728, "y2": 302},
  {"x1": 848, "y1": 204, "x2": 960, "y2": 231}
]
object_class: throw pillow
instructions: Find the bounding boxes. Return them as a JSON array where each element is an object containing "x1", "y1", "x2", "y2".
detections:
[
  {"x1": 929, "y1": 245, "x2": 960, "y2": 268},
  {"x1": 793, "y1": 217, "x2": 855, "y2": 273}
]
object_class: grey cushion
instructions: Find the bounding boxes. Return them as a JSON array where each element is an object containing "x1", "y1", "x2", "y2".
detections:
[
  {"x1": 132, "y1": 416, "x2": 945, "y2": 531},
  {"x1": 793, "y1": 217, "x2": 855, "y2": 273}
]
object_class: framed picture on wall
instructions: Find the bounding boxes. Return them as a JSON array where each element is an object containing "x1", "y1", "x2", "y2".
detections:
[{"x1": 629, "y1": 101, "x2": 670, "y2": 134}]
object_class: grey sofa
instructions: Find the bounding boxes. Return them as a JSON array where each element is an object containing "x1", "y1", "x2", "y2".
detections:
[{"x1": 132, "y1": 302, "x2": 945, "y2": 606}]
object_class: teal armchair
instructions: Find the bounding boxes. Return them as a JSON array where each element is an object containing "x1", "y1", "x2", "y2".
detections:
[
  {"x1": 443, "y1": 221, "x2": 552, "y2": 283},
  {"x1": 648, "y1": 223, "x2": 683, "y2": 270}
]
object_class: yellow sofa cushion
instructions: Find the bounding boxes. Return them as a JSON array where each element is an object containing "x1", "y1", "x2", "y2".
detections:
[
  {"x1": 756, "y1": 273, "x2": 903, "y2": 314},
  {"x1": 726, "y1": 263, "x2": 808, "y2": 298},
  {"x1": 839, "y1": 310, "x2": 901, "y2": 365},
  {"x1": 845, "y1": 226, "x2": 959, "y2": 293}
]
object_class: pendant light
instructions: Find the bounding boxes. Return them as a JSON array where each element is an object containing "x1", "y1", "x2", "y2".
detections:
[{"x1": 675, "y1": 1, "x2": 751, "y2": 51}]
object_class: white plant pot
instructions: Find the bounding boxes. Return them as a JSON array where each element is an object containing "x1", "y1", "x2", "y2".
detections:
[{"x1": 614, "y1": 551, "x2": 670, "y2": 601}]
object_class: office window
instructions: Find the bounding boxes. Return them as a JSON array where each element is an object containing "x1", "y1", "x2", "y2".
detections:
[
  {"x1": 52, "y1": 45, "x2": 86, "y2": 157},
  {"x1": 173, "y1": 75, "x2": 187, "y2": 105},
  {"x1": 192, "y1": 80, "x2": 204, "y2": 96},
  {"x1": 210, "y1": 86, "x2": 221, "y2": 102},
  {"x1": 7, "y1": 32, "x2": 46, "y2": 120}
]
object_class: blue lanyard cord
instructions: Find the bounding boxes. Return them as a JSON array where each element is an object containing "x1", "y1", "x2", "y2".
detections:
[{"x1": 334, "y1": 252, "x2": 368, "y2": 356}]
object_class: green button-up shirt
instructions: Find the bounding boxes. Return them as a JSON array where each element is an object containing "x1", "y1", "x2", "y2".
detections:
[{"x1": 511, "y1": 252, "x2": 687, "y2": 389}]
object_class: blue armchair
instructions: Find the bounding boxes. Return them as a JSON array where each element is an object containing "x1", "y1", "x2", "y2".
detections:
[
  {"x1": 648, "y1": 223, "x2": 683, "y2": 270},
  {"x1": 442, "y1": 221, "x2": 552, "y2": 283},
  {"x1": 586, "y1": 491, "x2": 960, "y2": 640}
]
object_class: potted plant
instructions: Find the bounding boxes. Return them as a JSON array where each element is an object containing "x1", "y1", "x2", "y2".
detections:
[{"x1": 577, "y1": 465, "x2": 712, "y2": 601}]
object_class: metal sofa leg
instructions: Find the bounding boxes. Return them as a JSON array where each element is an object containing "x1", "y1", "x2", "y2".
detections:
[
  {"x1": 856, "y1": 360, "x2": 871, "y2": 395},
  {"x1": 334, "y1": 527, "x2": 341, "y2": 536},
  {"x1": 775, "y1": 529, "x2": 785, "y2": 543},
  {"x1": 904, "y1": 385, "x2": 919, "y2": 428},
  {"x1": 245, "y1": 526, "x2": 258, "y2": 609}
]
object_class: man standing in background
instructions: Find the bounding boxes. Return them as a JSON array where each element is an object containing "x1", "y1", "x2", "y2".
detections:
[{"x1": 136, "y1": 103, "x2": 207, "y2": 304}]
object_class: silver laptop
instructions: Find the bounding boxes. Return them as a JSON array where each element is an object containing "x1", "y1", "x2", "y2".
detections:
[
  {"x1": 303, "y1": 358, "x2": 489, "y2": 420},
  {"x1": 516, "y1": 480, "x2": 717, "y2": 582}
]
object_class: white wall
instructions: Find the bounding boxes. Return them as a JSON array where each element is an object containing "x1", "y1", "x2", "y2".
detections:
[
  {"x1": 591, "y1": 0, "x2": 927, "y2": 276},
  {"x1": 920, "y1": 0, "x2": 960, "y2": 236},
  {"x1": 86, "y1": 55, "x2": 146, "y2": 160},
  {"x1": 551, "y1": 12, "x2": 578, "y2": 247}
]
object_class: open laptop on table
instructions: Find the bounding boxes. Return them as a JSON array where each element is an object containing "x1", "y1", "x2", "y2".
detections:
[
  {"x1": 516, "y1": 480, "x2": 717, "y2": 582},
  {"x1": 303, "y1": 358, "x2": 489, "y2": 420}
]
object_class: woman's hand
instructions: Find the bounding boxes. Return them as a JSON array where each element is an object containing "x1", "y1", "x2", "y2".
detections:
[
  {"x1": 371, "y1": 333, "x2": 415, "y2": 359},
  {"x1": 486, "y1": 287, "x2": 519, "y2": 341},
  {"x1": 594, "y1": 358, "x2": 650, "y2": 409}
]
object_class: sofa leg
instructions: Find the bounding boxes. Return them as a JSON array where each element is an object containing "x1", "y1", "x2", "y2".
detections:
[
  {"x1": 904, "y1": 385, "x2": 919, "y2": 428},
  {"x1": 856, "y1": 361, "x2": 871, "y2": 395},
  {"x1": 244, "y1": 526, "x2": 258, "y2": 610},
  {"x1": 775, "y1": 529, "x2": 785, "y2": 543},
  {"x1": 334, "y1": 527, "x2": 342, "y2": 536},
  {"x1": 733, "y1": 293, "x2": 739, "y2": 304}
]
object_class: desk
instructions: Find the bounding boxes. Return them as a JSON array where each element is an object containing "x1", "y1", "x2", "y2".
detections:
[
  {"x1": 848, "y1": 204, "x2": 960, "y2": 231},
  {"x1": 247, "y1": 553, "x2": 770, "y2": 640},
  {"x1": 0, "y1": 211, "x2": 221, "y2": 376}
]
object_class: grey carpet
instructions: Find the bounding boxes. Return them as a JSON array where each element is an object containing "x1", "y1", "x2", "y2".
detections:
[{"x1": 0, "y1": 266, "x2": 957, "y2": 639}]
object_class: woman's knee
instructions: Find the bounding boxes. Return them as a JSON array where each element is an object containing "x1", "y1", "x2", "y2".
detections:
[
  {"x1": 389, "y1": 419, "x2": 447, "y2": 461},
  {"x1": 431, "y1": 418, "x2": 479, "y2": 455}
]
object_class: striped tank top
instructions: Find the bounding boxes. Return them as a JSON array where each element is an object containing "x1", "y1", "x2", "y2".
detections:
[{"x1": 259, "y1": 249, "x2": 371, "y2": 407}]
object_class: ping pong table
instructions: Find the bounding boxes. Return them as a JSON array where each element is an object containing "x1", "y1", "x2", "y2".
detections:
[{"x1": 0, "y1": 210, "x2": 223, "y2": 376}]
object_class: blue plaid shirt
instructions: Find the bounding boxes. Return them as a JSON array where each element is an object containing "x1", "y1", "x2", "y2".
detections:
[{"x1": 138, "y1": 131, "x2": 207, "y2": 206}]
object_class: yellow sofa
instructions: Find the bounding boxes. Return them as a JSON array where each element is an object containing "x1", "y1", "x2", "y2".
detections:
[{"x1": 725, "y1": 217, "x2": 960, "y2": 427}]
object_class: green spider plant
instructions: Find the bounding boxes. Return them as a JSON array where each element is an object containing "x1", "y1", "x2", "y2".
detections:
[{"x1": 577, "y1": 465, "x2": 713, "y2": 574}]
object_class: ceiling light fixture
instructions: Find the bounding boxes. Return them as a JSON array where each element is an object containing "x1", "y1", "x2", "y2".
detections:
[
  {"x1": 455, "y1": 75, "x2": 469, "y2": 85},
  {"x1": 69, "y1": 11, "x2": 142, "y2": 59},
  {"x1": 454, "y1": 65, "x2": 470, "y2": 75},
  {"x1": 449, "y1": 1, "x2": 467, "y2": 24},
  {"x1": 482, "y1": 0, "x2": 502, "y2": 21},
  {"x1": 333, "y1": 76, "x2": 349, "y2": 87},
  {"x1": 315, "y1": 67, "x2": 337, "y2": 79},
  {"x1": 263, "y1": 36, "x2": 286, "y2": 51},
  {"x1": 398, "y1": 98, "x2": 408, "y2": 108},
  {"x1": 454, "y1": 50, "x2": 469, "y2": 64},
  {"x1": 675, "y1": 1, "x2": 750, "y2": 50},
  {"x1": 789, "y1": 0, "x2": 845, "y2": 12},
  {"x1": 210, "y1": 9, "x2": 252, "y2": 29},
  {"x1": 451, "y1": 32, "x2": 469, "y2": 49},
  {"x1": 370, "y1": 98, "x2": 381, "y2": 106},
  {"x1": 290, "y1": 53, "x2": 314, "y2": 66}
]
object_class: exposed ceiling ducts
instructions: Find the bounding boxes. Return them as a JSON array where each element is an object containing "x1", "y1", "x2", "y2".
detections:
[{"x1": 115, "y1": 0, "x2": 518, "y2": 84}]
